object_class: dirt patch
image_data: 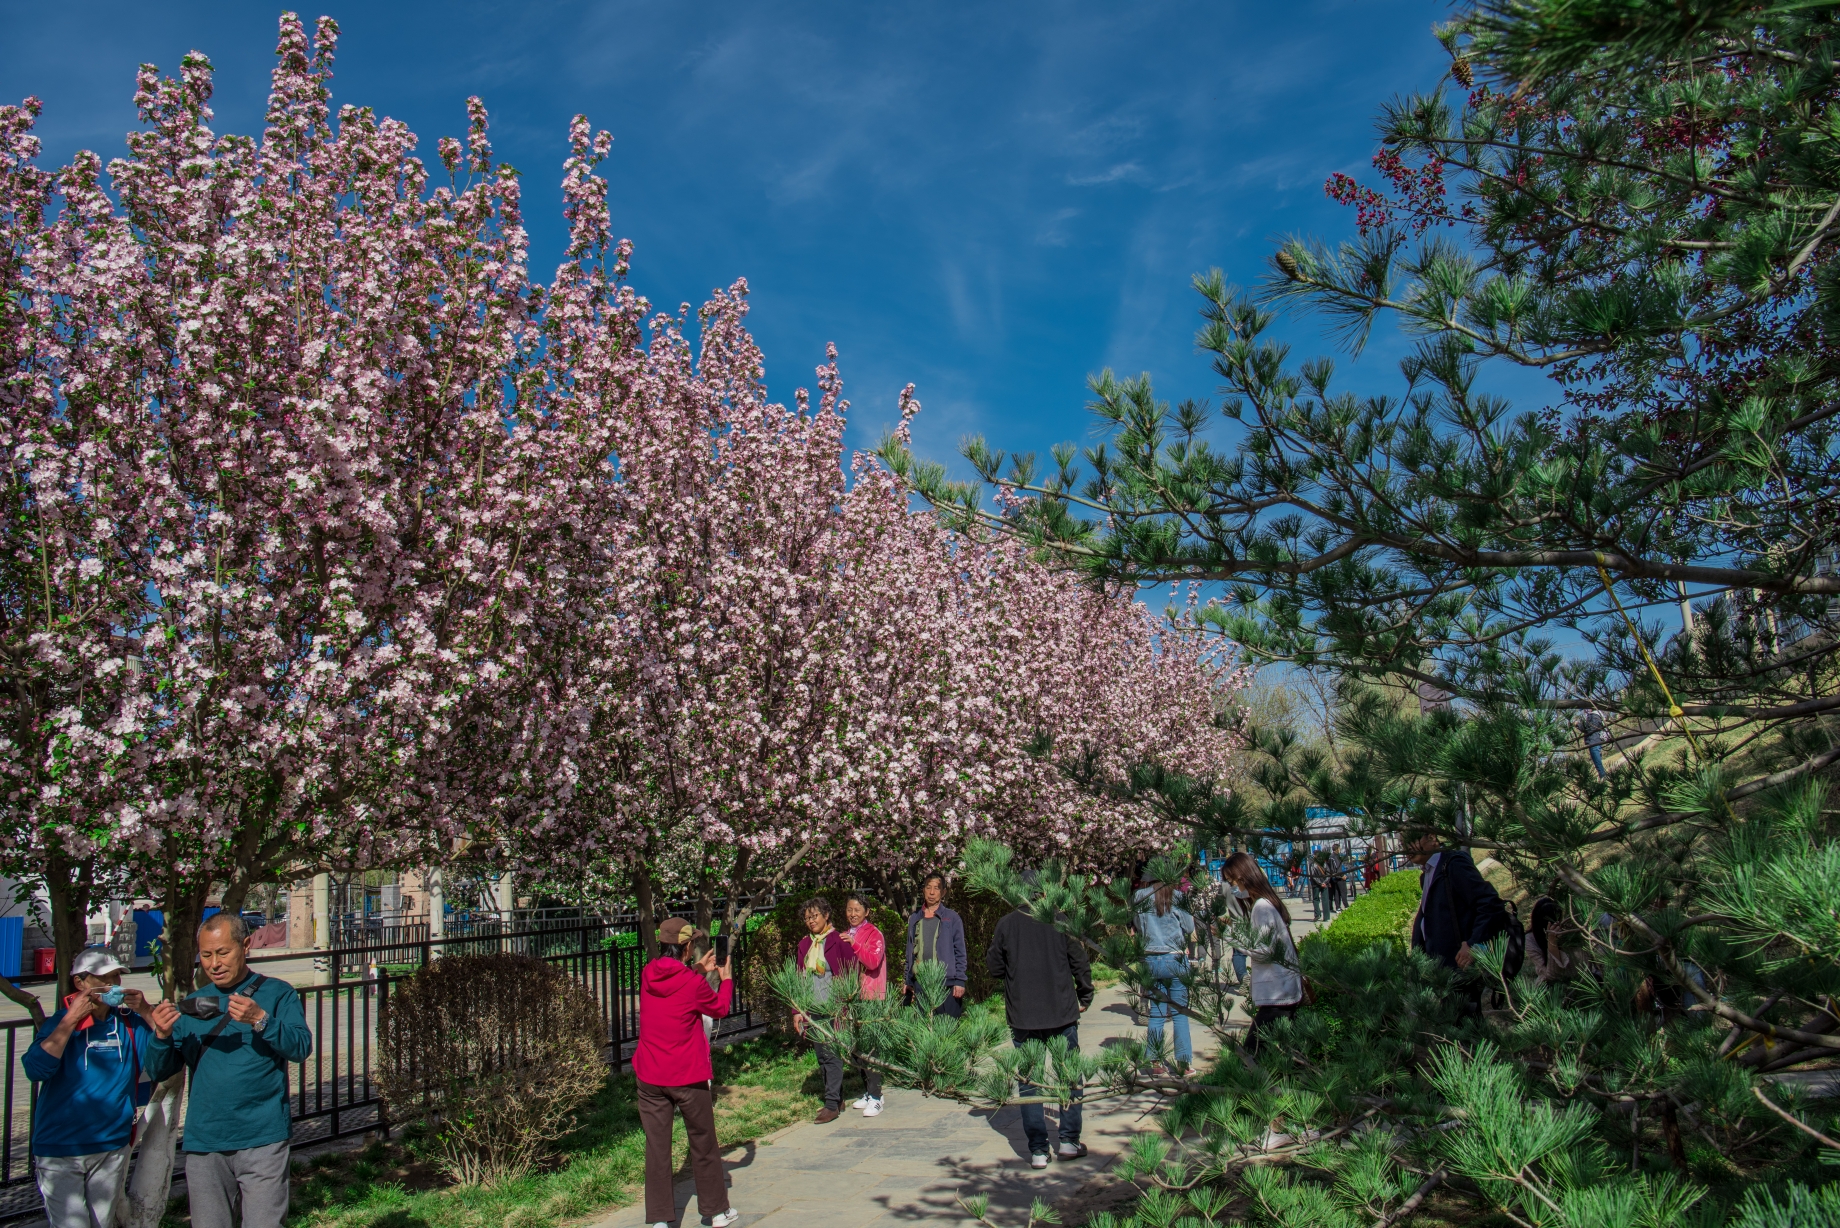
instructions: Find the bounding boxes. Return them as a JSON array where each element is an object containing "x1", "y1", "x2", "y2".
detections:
[
  {"x1": 1051, "y1": 1173, "x2": 1142, "y2": 1226},
  {"x1": 372, "y1": 1156, "x2": 449, "y2": 1193}
]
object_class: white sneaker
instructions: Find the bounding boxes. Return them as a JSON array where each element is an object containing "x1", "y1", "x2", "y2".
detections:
[
  {"x1": 706, "y1": 1213, "x2": 741, "y2": 1228},
  {"x1": 850, "y1": 1094, "x2": 872, "y2": 1109},
  {"x1": 1030, "y1": 1153, "x2": 1050, "y2": 1169},
  {"x1": 861, "y1": 1097, "x2": 884, "y2": 1117},
  {"x1": 652, "y1": 1223, "x2": 672, "y2": 1228}
]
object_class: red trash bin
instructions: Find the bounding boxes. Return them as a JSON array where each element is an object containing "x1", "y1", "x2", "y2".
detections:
[{"x1": 33, "y1": 947, "x2": 54, "y2": 975}]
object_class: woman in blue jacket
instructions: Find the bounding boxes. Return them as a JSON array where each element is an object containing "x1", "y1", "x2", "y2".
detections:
[{"x1": 24, "y1": 949, "x2": 159, "y2": 1228}]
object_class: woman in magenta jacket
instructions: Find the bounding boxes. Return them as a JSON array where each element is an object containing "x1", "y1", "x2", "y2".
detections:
[
  {"x1": 633, "y1": 919, "x2": 738, "y2": 1228},
  {"x1": 792, "y1": 897, "x2": 852, "y2": 1122}
]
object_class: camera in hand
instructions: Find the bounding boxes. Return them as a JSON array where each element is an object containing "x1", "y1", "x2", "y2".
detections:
[
  {"x1": 176, "y1": 996, "x2": 223, "y2": 1019},
  {"x1": 715, "y1": 934, "x2": 730, "y2": 964}
]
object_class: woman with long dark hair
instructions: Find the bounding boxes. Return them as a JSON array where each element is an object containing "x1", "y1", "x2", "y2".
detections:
[{"x1": 1220, "y1": 852, "x2": 1303, "y2": 1052}]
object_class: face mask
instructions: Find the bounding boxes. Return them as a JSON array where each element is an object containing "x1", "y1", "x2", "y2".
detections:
[
  {"x1": 98, "y1": 986, "x2": 127, "y2": 1008},
  {"x1": 1231, "y1": 886, "x2": 1249, "y2": 898},
  {"x1": 177, "y1": 996, "x2": 222, "y2": 1019}
]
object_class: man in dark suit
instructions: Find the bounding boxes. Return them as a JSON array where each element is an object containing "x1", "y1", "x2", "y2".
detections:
[{"x1": 1406, "y1": 834, "x2": 1509, "y2": 1012}]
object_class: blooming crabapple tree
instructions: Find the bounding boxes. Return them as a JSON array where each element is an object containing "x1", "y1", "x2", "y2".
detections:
[
  {"x1": 3, "y1": 17, "x2": 538, "y2": 989},
  {"x1": 4, "y1": 12, "x2": 1242, "y2": 986},
  {"x1": 0, "y1": 102, "x2": 146, "y2": 1006},
  {"x1": 483, "y1": 118, "x2": 1244, "y2": 928}
]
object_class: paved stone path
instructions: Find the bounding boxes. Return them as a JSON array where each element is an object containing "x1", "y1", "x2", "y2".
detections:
[{"x1": 596, "y1": 913, "x2": 1326, "y2": 1228}]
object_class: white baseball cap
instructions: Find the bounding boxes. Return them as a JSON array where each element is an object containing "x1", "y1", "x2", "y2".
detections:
[{"x1": 71, "y1": 949, "x2": 127, "y2": 978}]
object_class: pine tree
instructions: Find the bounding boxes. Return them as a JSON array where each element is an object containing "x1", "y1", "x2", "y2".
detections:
[{"x1": 852, "y1": 2, "x2": 1840, "y2": 1223}]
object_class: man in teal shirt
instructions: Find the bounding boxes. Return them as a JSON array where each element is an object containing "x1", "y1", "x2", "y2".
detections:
[{"x1": 146, "y1": 914, "x2": 312, "y2": 1228}]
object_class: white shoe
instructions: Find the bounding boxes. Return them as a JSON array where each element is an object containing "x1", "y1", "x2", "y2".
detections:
[
  {"x1": 861, "y1": 1097, "x2": 884, "y2": 1117},
  {"x1": 706, "y1": 1213, "x2": 741, "y2": 1228},
  {"x1": 1030, "y1": 1153, "x2": 1050, "y2": 1169},
  {"x1": 652, "y1": 1223, "x2": 672, "y2": 1228},
  {"x1": 850, "y1": 1094, "x2": 872, "y2": 1109}
]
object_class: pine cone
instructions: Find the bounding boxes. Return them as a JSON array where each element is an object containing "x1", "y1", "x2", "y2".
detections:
[
  {"x1": 1452, "y1": 57, "x2": 1473, "y2": 87},
  {"x1": 1275, "y1": 250, "x2": 1302, "y2": 281}
]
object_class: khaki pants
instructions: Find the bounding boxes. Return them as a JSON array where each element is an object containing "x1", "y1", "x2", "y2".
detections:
[
  {"x1": 35, "y1": 1143, "x2": 131, "y2": 1228},
  {"x1": 637, "y1": 1080, "x2": 729, "y2": 1224}
]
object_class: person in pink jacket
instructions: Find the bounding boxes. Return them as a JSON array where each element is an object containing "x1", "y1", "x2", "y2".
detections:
[
  {"x1": 840, "y1": 894, "x2": 887, "y2": 1117},
  {"x1": 633, "y1": 919, "x2": 738, "y2": 1228}
]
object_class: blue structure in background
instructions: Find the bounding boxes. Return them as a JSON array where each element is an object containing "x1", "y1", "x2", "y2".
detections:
[
  {"x1": 0, "y1": 916, "x2": 20, "y2": 979},
  {"x1": 1200, "y1": 808, "x2": 1366, "y2": 895},
  {"x1": 132, "y1": 909, "x2": 164, "y2": 963}
]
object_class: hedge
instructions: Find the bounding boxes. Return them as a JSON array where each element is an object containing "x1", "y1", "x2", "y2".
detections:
[{"x1": 1300, "y1": 868, "x2": 1421, "y2": 956}]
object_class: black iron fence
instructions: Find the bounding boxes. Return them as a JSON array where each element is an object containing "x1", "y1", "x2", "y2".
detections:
[{"x1": 0, "y1": 911, "x2": 766, "y2": 1220}]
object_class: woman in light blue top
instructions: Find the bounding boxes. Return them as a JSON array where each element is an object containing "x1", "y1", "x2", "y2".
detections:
[{"x1": 1133, "y1": 881, "x2": 1197, "y2": 1066}]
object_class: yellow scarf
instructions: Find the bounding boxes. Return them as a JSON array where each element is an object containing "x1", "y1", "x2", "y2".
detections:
[{"x1": 804, "y1": 927, "x2": 833, "y2": 975}]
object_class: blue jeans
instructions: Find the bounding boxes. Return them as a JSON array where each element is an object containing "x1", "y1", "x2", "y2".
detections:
[
  {"x1": 1012, "y1": 1022, "x2": 1082, "y2": 1155},
  {"x1": 1232, "y1": 949, "x2": 1248, "y2": 982},
  {"x1": 1144, "y1": 953, "x2": 1192, "y2": 1064}
]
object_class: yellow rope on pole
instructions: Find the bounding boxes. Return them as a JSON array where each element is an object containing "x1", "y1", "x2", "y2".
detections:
[
  {"x1": 1595, "y1": 563, "x2": 1706, "y2": 763},
  {"x1": 1593, "y1": 563, "x2": 1754, "y2": 1061}
]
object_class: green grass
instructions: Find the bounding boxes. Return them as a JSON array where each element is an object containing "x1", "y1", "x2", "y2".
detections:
[
  {"x1": 1300, "y1": 869, "x2": 1421, "y2": 957},
  {"x1": 247, "y1": 1036, "x2": 831, "y2": 1228}
]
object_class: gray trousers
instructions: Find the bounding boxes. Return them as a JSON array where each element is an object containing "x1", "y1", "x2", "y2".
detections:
[
  {"x1": 185, "y1": 1141, "x2": 291, "y2": 1228},
  {"x1": 35, "y1": 1144, "x2": 130, "y2": 1228}
]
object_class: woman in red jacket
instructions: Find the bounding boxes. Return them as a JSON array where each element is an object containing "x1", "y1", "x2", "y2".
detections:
[
  {"x1": 840, "y1": 893, "x2": 887, "y2": 1117},
  {"x1": 634, "y1": 918, "x2": 738, "y2": 1228}
]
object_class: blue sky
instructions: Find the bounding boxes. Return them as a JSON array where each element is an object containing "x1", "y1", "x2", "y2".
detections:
[{"x1": 2, "y1": 0, "x2": 1532, "y2": 476}]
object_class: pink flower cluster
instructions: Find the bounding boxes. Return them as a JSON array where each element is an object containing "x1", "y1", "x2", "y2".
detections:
[{"x1": 0, "y1": 15, "x2": 1243, "y2": 917}]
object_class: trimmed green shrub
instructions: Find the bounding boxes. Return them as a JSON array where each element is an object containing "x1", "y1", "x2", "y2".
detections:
[{"x1": 1301, "y1": 869, "x2": 1420, "y2": 956}]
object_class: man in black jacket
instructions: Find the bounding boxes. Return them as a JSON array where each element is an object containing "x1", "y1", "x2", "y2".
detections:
[
  {"x1": 987, "y1": 907, "x2": 1093, "y2": 1168},
  {"x1": 1406, "y1": 834, "x2": 1509, "y2": 1014}
]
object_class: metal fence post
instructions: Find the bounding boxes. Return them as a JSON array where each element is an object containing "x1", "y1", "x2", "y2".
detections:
[{"x1": 375, "y1": 972, "x2": 389, "y2": 1140}]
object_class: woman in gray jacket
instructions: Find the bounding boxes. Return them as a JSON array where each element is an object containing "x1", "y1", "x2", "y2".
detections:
[{"x1": 1220, "y1": 852, "x2": 1302, "y2": 1053}]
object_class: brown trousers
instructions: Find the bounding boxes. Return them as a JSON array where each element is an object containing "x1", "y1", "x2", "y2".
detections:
[{"x1": 637, "y1": 1079, "x2": 729, "y2": 1223}]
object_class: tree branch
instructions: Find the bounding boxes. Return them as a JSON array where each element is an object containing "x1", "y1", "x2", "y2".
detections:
[{"x1": 1751, "y1": 1085, "x2": 1840, "y2": 1150}]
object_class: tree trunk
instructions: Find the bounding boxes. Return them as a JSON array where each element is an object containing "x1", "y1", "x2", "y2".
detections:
[
  {"x1": 694, "y1": 849, "x2": 715, "y2": 938},
  {"x1": 219, "y1": 876, "x2": 254, "y2": 915},
  {"x1": 634, "y1": 853, "x2": 660, "y2": 961},
  {"x1": 43, "y1": 850, "x2": 97, "y2": 999},
  {"x1": 1660, "y1": 1097, "x2": 1687, "y2": 1168},
  {"x1": 728, "y1": 838, "x2": 817, "y2": 934},
  {"x1": 162, "y1": 878, "x2": 213, "y2": 997},
  {"x1": 722, "y1": 847, "x2": 752, "y2": 938},
  {"x1": 0, "y1": 976, "x2": 44, "y2": 1027}
]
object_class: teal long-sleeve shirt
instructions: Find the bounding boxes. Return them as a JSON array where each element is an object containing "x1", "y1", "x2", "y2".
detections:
[{"x1": 144, "y1": 970, "x2": 312, "y2": 1153}]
